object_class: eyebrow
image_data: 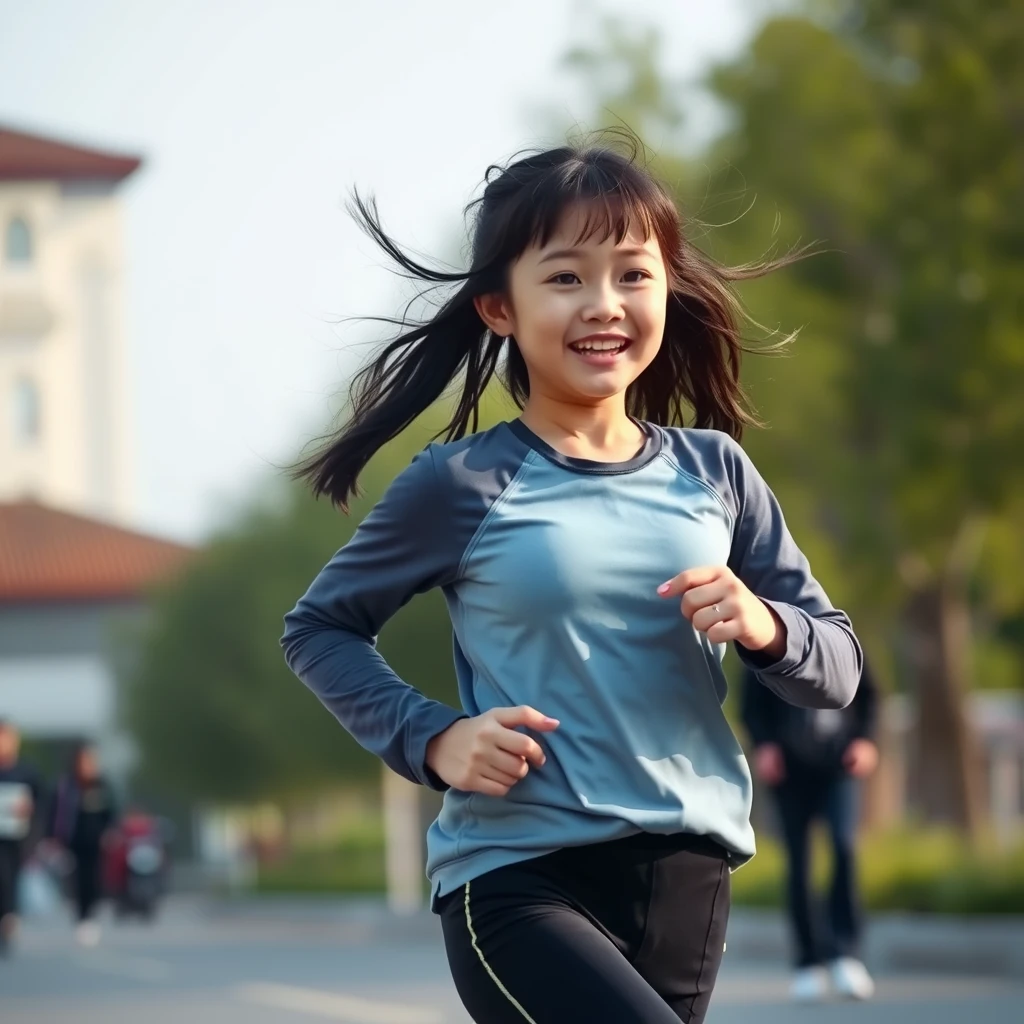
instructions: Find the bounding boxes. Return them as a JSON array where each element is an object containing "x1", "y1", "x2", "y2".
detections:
[{"x1": 537, "y1": 245, "x2": 656, "y2": 264}]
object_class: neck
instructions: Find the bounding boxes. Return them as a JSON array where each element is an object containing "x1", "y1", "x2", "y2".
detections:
[{"x1": 519, "y1": 393, "x2": 642, "y2": 458}]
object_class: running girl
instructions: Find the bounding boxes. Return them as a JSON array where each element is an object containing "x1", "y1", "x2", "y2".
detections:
[{"x1": 282, "y1": 134, "x2": 861, "y2": 1024}]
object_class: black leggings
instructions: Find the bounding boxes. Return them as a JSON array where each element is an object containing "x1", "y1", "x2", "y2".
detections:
[{"x1": 438, "y1": 832, "x2": 730, "y2": 1024}]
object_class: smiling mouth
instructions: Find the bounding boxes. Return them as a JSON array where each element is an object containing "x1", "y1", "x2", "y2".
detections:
[{"x1": 568, "y1": 337, "x2": 632, "y2": 357}]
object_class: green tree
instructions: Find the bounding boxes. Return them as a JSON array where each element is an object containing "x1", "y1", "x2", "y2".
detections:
[
  {"x1": 563, "y1": 2, "x2": 1024, "y2": 835},
  {"x1": 120, "y1": 417, "x2": 465, "y2": 809}
]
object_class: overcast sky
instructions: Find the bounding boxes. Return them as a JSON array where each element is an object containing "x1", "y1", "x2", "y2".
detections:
[{"x1": 1, "y1": 0, "x2": 756, "y2": 541}]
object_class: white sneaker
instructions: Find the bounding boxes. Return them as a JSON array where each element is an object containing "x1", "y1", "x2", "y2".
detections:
[
  {"x1": 790, "y1": 966, "x2": 829, "y2": 1003},
  {"x1": 75, "y1": 920, "x2": 101, "y2": 948},
  {"x1": 830, "y1": 957, "x2": 875, "y2": 1000}
]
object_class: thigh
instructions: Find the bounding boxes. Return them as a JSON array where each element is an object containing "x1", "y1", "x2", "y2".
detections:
[
  {"x1": 636, "y1": 841, "x2": 731, "y2": 1024},
  {"x1": 440, "y1": 875, "x2": 684, "y2": 1024}
]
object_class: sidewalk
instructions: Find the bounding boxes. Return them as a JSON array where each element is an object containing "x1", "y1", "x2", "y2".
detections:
[
  {"x1": 198, "y1": 894, "x2": 1024, "y2": 979},
  {"x1": 725, "y1": 908, "x2": 1024, "y2": 978}
]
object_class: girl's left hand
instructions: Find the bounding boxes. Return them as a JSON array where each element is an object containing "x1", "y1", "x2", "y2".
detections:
[{"x1": 658, "y1": 565, "x2": 787, "y2": 660}]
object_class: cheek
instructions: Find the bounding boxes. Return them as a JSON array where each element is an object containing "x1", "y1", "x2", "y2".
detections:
[
  {"x1": 511, "y1": 291, "x2": 571, "y2": 358},
  {"x1": 633, "y1": 290, "x2": 668, "y2": 353}
]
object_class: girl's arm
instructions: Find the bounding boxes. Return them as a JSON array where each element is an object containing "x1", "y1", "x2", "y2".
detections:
[
  {"x1": 725, "y1": 440, "x2": 862, "y2": 710},
  {"x1": 281, "y1": 447, "x2": 467, "y2": 790}
]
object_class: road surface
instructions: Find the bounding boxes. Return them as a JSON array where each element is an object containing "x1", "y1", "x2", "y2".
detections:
[{"x1": 2, "y1": 898, "x2": 1020, "y2": 1023}]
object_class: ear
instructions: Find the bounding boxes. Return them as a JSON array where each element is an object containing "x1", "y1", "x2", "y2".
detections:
[{"x1": 473, "y1": 293, "x2": 515, "y2": 338}]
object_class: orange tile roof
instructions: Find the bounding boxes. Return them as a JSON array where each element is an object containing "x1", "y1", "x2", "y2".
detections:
[
  {"x1": 0, "y1": 501, "x2": 191, "y2": 603},
  {"x1": 0, "y1": 125, "x2": 142, "y2": 183}
]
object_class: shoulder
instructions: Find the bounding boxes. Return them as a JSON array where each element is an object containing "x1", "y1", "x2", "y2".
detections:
[
  {"x1": 417, "y1": 422, "x2": 530, "y2": 511},
  {"x1": 374, "y1": 422, "x2": 529, "y2": 536},
  {"x1": 655, "y1": 426, "x2": 758, "y2": 514}
]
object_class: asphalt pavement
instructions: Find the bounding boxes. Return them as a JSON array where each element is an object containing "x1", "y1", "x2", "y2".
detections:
[{"x1": 2, "y1": 897, "x2": 1021, "y2": 1023}]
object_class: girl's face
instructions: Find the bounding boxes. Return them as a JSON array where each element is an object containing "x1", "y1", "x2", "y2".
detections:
[{"x1": 478, "y1": 205, "x2": 668, "y2": 407}]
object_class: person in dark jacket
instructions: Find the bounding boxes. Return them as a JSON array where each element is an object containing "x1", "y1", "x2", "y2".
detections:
[
  {"x1": 0, "y1": 718, "x2": 46, "y2": 956},
  {"x1": 740, "y1": 660, "x2": 879, "y2": 1003},
  {"x1": 50, "y1": 742, "x2": 117, "y2": 947}
]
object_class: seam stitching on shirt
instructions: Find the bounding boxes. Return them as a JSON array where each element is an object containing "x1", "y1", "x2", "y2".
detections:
[
  {"x1": 656, "y1": 449, "x2": 735, "y2": 529},
  {"x1": 456, "y1": 452, "x2": 536, "y2": 579}
]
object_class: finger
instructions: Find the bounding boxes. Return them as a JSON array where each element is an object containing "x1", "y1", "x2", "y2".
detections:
[
  {"x1": 486, "y1": 749, "x2": 531, "y2": 779},
  {"x1": 704, "y1": 619, "x2": 743, "y2": 645},
  {"x1": 684, "y1": 593, "x2": 733, "y2": 630},
  {"x1": 491, "y1": 705, "x2": 560, "y2": 732},
  {"x1": 479, "y1": 766, "x2": 525, "y2": 789},
  {"x1": 680, "y1": 579, "x2": 730, "y2": 620},
  {"x1": 657, "y1": 565, "x2": 723, "y2": 598},
  {"x1": 493, "y1": 729, "x2": 547, "y2": 767},
  {"x1": 472, "y1": 776, "x2": 512, "y2": 798}
]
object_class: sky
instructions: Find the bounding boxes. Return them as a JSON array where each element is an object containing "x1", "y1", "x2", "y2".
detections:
[{"x1": 1, "y1": 0, "x2": 756, "y2": 542}]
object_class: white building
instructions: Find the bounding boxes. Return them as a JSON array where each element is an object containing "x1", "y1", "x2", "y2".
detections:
[
  {"x1": 0, "y1": 500, "x2": 190, "y2": 781},
  {"x1": 0, "y1": 124, "x2": 140, "y2": 522},
  {"x1": 0, "y1": 126, "x2": 190, "y2": 788}
]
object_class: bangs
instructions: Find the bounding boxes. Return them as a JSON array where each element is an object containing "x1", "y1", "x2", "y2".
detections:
[
  {"x1": 526, "y1": 156, "x2": 669, "y2": 250},
  {"x1": 471, "y1": 146, "x2": 679, "y2": 273}
]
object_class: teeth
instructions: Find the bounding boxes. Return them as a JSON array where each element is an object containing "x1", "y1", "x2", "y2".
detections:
[{"x1": 573, "y1": 340, "x2": 627, "y2": 352}]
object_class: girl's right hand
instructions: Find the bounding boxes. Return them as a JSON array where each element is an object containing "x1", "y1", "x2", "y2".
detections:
[{"x1": 426, "y1": 706, "x2": 560, "y2": 796}]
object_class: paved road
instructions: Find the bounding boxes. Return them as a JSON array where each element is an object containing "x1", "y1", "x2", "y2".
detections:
[{"x1": 2, "y1": 899, "x2": 1021, "y2": 1023}]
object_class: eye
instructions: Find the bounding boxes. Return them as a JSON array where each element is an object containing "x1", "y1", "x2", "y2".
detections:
[
  {"x1": 623, "y1": 269, "x2": 652, "y2": 283},
  {"x1": 549, "y1": 272, "x2": 580, "y2": 285}
]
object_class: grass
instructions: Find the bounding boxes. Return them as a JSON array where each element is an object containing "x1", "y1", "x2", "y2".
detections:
[
  {"x1": 253, "y1": 819, "x2": 1024, "y2": 914},
  {"x1": 730, "y1": 827, "x2": 1024, "y2": 914},
  {"x1": 254, "y1": 816, "x2": 388, "y2": 895}
]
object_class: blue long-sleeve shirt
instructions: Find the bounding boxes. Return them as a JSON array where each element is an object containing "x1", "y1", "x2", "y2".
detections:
[{"x1": 282, "y1": 419, "x2": 861, "y2": 902}]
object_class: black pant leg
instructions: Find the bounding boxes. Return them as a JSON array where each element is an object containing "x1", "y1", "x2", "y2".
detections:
[
  {"x1": 0, "y1": 841, "x2": 20, "y2": 921},
  {"x1": 440, "y1": 874, "x2": 684, "y2": 1023},
  {"x1": 823, "y1": 774, "x2": 862, "y2": 960},
  {"x1": 635, "y1": 839, "x2": 731, "y2": 1024},
  {"x1": 74, "y1": 847, "x2": 102, "y2": 922},
  {"x1": 774, "y1": 779, "x2": 822, "y2": 968}
]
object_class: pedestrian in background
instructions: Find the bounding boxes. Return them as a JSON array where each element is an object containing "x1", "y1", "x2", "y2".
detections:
[
  {"x1": 50, "y1": 742, "x2": 118, "y2": 947},
  {"x1": 0, "y1": 718, "x2": 46, "y2": 956},
  {"x1": 740, "y1": 659, "x2": 879, "y2": 1002}
]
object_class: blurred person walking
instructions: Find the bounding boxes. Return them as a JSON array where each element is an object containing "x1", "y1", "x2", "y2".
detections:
[
  {"x1": 741, "y1": 659, "x2": 879, "y2": 1002},
  {"x1": 50, "y1": 742, "x2": 118, "y2": 947},
  {"x1": 0, "y1": 718, "x2": 46, "y2": 956},
  {"x1": 282, "y1": 134, "x2": 863, "y2": 1023}
]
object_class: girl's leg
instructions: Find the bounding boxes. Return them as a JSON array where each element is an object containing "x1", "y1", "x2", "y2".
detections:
[
  {"x1": 440, "y1": 878, "x2": 683, "y2": 1024},
  {"x1": 633, "y1": 840, "x2": 731, "y2": 1024}
]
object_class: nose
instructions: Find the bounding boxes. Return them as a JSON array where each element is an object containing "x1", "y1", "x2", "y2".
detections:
[{"x1": 581, "y1": 279, "x2": 625, "y2": 324}]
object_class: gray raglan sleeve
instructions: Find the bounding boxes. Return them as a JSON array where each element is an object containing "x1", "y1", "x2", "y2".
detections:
[
  {"x1": 723, "y1": 438, "x2": 862, "y2": 709},
  {"x1": 280, "y1": 446, "x2": 467, "y2": 789}
]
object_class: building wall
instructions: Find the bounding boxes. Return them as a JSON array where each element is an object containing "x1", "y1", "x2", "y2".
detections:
[
  {"x1": 0, "y1": 179, "x2": 132, "y2": 522},
  {"x1": 0, "y1": 600, "x2": 149, "y2": 783}
]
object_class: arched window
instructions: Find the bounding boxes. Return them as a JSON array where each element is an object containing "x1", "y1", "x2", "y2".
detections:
[
  {"x1": 5, "y1": 216, "x2": 32, "y2": 264},
  {"x1": 11, "y1": 377, "x2": 41, "y2": 444}
]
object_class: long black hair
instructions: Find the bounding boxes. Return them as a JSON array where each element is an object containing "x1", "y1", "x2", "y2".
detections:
[{"x1": 296, "y1": 130, "x2": 801, "y2": 510}]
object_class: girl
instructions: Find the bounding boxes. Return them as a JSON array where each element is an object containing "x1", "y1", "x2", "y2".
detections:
[{"x1": 282, "y1": 135, "x2": 861, "y2": 1024}]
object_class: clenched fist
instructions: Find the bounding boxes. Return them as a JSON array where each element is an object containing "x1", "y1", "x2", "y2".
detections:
[{"x1": 426, "y1": 706, "x2": 560, "y2": 797}]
